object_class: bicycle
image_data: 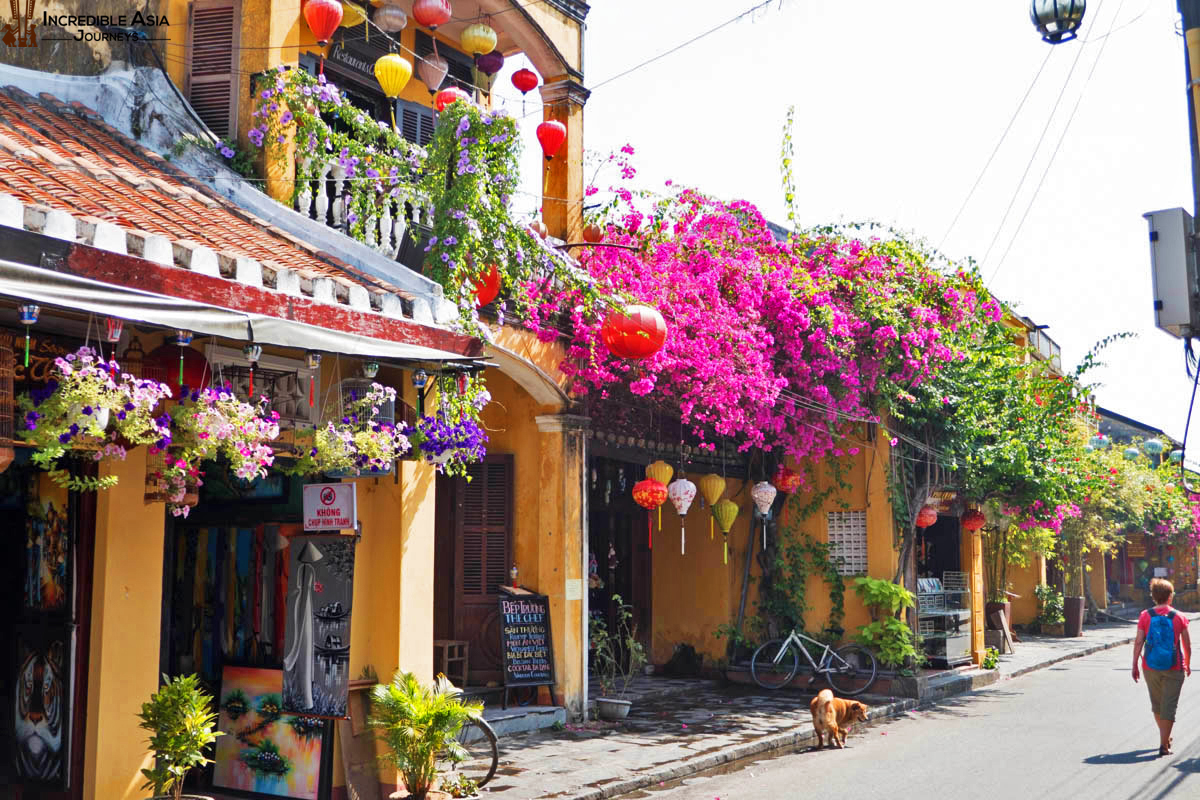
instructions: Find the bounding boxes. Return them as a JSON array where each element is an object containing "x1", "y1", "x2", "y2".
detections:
[
  {"x1": 750, "y1": 628, "x2": 878, "y2": 695},
  {"x1": 436, "y1": 715, "x2": 499, "y2": 790}
]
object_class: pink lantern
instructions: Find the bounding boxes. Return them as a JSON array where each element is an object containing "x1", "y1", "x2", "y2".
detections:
[
  {"x1": 667, "y1": 477, "x2": 697, "y2": 555},
  {"x1": 418, "y1": 53, "x2": 448, "y2": 93}
]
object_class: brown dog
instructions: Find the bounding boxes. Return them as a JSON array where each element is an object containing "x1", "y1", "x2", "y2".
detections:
[{"x1": 809, "y1": 689, "x2": 868, "y2": 749}]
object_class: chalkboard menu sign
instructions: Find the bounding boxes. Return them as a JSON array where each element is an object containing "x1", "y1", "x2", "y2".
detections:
[{"x1": 498, "y1": 587, "x2": 555, "y2": 690}]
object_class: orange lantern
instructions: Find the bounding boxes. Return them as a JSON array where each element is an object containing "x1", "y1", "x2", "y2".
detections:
[
  {"x1": 962, "y1": 509, "x2": 986, "y2": 532},
  {"x1": 600, "y1": 304, "x2": 667, "y2": 360},
  {"x1": 583, "y1": 223, "x2": 603, "y2": 243},
  {"x1": 474, "y1": 264, "x2": 501, "y2": 308},
  {"x1": 633, "y1": 478, "x2": 667, "y2": 550},
  {"x1": 915, "y1": 504, "x2": 938, "y2": 529}
]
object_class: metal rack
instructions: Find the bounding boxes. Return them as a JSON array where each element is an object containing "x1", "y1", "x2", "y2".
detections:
[{"x1": 917, "y1": 573, "x2": 973, "y2": 668}]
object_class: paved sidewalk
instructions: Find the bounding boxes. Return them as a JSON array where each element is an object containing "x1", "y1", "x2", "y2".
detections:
[{"x1": 477, "y1": 615, "x2": 1176, "y2": 800}]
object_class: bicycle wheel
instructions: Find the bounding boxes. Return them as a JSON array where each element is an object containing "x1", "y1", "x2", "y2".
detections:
[
  {"x1": 438, "y1": 715, "x2": 499, "y2": 790},
  {"x1": 825, "y1": 643, "x2": 878, "y2": 696},
  {"x1": 750, "y1": 638, "x2": 800, "y2": 689}
]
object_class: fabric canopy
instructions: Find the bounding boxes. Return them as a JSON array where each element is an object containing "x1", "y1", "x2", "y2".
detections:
[{"x1": 0, "y1": 258, "x2": 472, "y2": 363}]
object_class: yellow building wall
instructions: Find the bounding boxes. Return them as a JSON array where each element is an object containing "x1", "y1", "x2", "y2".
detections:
[
  {"x1": 1088, "y1": 550, "x2": 1108, "y2": 610},
  {"x1": 1007, "y1": 555, "x2": 1046, "y2": 626}
]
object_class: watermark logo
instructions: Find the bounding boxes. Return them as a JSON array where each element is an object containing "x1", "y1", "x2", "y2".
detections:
[{"x1": 3, "y1": 0, "x2": 37, "y2": 48}]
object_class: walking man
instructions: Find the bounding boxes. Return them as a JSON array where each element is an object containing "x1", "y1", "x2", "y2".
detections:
[{"x1": 1132, "y1": 577, "x2": 1192, "y2": 756}]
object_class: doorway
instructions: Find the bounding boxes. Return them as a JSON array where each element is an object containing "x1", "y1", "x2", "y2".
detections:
[{"x1": 917, "y1": 514, "x2": 961, "y2": 580}]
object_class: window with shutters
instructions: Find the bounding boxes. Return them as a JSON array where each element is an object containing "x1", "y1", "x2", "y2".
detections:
[
  {"x1": 826, "y1": 511, "x2": 868, "y2": 576},
  {"x1": 398, "y1": 99, "x2": 435, "y2": 146},
  {"x1": 460, "y1": 457, "x2": 511, "y2": 596},
  {"x1": 186, "y1": 0, "x2": 239, "y2": 138}
]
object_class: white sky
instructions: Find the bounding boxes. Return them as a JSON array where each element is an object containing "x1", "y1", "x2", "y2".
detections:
[{"x1": 501, "y1": 0, "x2": 1199, "y2": 448}]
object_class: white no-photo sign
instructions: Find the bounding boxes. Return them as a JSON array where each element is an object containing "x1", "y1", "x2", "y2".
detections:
[{"x1": 303, "y1": 482, "x2": 357, "y2": 531}]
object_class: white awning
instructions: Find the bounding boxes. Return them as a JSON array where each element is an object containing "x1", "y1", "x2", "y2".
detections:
[{"x1": 0, "y1": 258, "x2": 473, "y2": 363}]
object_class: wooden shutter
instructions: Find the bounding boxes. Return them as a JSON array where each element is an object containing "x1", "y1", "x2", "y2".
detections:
[
  {"x1": 399, "y1": 99, "x2": 435, "y2": 146},
  {"x1": 186, "y1": 0, "x2": 239, "y2": 138}
]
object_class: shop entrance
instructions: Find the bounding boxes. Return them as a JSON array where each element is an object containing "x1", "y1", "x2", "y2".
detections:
[{"x1": 917, "y1": 514, "x2": 961, "y2": 579}]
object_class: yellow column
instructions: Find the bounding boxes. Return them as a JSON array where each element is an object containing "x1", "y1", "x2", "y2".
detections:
[
  {"x1": 238, "y1": 0, "x2": 302, "y2": 201},
  {"x1": 969, "y1": 529, "x2": 985, "y2": 665},
  {"x1": 534, "y1": 414, "x2": 588, "y2": 718},
  {"x1": 538, "y1": 79, "x2": 589, "y2": 243},
  {"x1": 84, "y1": 449, "x2": 168, "y2": 800}
]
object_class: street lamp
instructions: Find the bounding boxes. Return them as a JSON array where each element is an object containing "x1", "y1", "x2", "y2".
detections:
[{"x1": 1031, "y1": 0, "x2": 1086, "y2": 44}]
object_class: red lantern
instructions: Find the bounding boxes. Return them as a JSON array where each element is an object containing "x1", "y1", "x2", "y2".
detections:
[
  {"x1": 582, "y1": 223, "x2": 603, "y2": 243},
  {"x1": 146, "y1": 344, "x2": 211, "y2": 401},
  {"x1": 915, "y1": 504, "x2": 938, "y2": 529},
  {"x1": 536, "y1": 120, "x2": 567, "y2": 161},
  {"x1": 474, "y1": 264, "x2": 501, "y2": 308},
  {"x1": 511, "y1": 68, "x2": 539, "y2": 94},
  {"x1": 774, "y1": 466, "x2": 803, "y2": 495},
  {"x1": 434, "y1": 86, "x2": 471, "y2": 111},
  {"x1": 633, "y1": 478, "x2": 667, "y2": 549},
  {"x1": 303, "y1": 0, "x2": 343, "y2": 44},
  {"x1": 601, "y1": 304, "x2": 667, "y2": 360},
  {"x1": 412, "y1": 0, "x2": 451, "y2": 29},
  {"x1": 961, "y1": 509, "x2": 986, "y2": 532}
]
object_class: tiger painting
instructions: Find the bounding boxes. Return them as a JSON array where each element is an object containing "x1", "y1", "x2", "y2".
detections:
[{"x1": 14, "y1": 639, "x2": 65, "y2": 782}]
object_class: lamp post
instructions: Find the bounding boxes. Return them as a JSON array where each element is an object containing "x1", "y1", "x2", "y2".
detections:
[{"x1": 1030, "y1": 0, "x2": 1087, "y2": 44}]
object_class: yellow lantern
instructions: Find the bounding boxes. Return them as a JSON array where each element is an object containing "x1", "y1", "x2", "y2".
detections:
[
  {"x1": 341, "y1": 0, "x2": 367, "y2": 39},
  {"x1": 374, "y1": 53, "x2": 412, "y2": 129},
  {"x1": 645, "y1": 460, "x2": 674, "y2": 530},
  {"x1": 712, "y1": 499, "x2": 739, "y2": 565},
  {"x1": 698, "y1": 473, "x2": 725, "y2": 539},
  {"x1": 461, "y1": 22, "x2": 498, "y2": 56}
]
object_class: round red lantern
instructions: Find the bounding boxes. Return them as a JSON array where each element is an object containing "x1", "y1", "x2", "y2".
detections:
[
  {"x1": 536, "y1": 120, "x2": 567, "y2": 161},
  {"x1": 633, "y1": 478, "x2": 667, "y2": 549},
  {"x1": 474, "y1": 264, "x2": 501, "y2": 308},
  {"x1": 303, "y1": 0, "x2": 343, "y2": 44},
  {"x1": 774, "y1": 466, "x2": 803, "y2": 495},
  {"x1": 511, "y1": 67, "x2": 539, "y2": 95},
  {"x1": 961, "y1": 509, "x2": 986, "y2": 532},
  {"x1": 601, "y1": 304, "x2": 667, "y2": 360},
  {"x1": 582, "y1": 223, "x2": 603, "y2": 243},
  {"x1": 434, "y1": 86, "x2": 471, "y2": 111},
  {"x1": 915, "y1": 504, "x2": 938, "y2": 529},
  {"x1": 412, "y1": 0, "x2": 451, "y2": 29},
  {"x1": 146, "y1": 343, "x2": 212, "y2": 400}
]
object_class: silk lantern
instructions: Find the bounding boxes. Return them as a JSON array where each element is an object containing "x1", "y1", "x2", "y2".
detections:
[
  {"x1": 583, "y1": 223, "x2": 603, "y2": 243},
  {"x1": 374, "y1": 53, "x2": 412, "y2": 129},
  {"x1": 474, "y1": 264, "x2": 501, "y2": 308},
  {"x1": 667, "y1": 477, "x2": 697, "y2": 555},
  {"x1": 915, "y1": 504, "x2": 938, "y2": 529},
  {"x1": 412, "y1": 0, "x2": 451, "y2": 29},
  {"x1": 418, "y1": 52, "x2": 448, "y2": 93},
  {"x1": 646, "y1": 460, "x2": 674, "y2": 531},
  {"x1": 435, "y1": 86, "x2": 471, "y2": 111},
  {"x1": 475, "y1": 49, "x2": 504, "y2": 77},
  {"x1": 304, "y1": 0, "x2": 343, "y2": 43},
  {"x1": 713, "y1": 499, "x2": 739, "y2": 565},
  {"x1": 461, "y1": 22, "x2": 497, "y2": 56},
  {"x1": 751, "y1": 481, "x2": 778, "y2": 550},
  {"x1": 633, "y1": 478, "x2": 667, "y2": 550},
  {"x1": 374, "y1": 3, "x2": 407, "y2": 32},
  {"x1": 340, "y1": 1, "x2": 367, "y2": 30},
  {"x1": 600, "y1": 304, "x2": 667, "y2": 360},
  {"x1": 512, "y1": 67, "x2": 539, "y2": 94},
  {"x1": 698, "y1": 473, "x2": 725, "y2": 541},
  {"x1": 536, "y1": 120, "x2": 567, "y2": 161},
  {"x1": 961, "y1": 509, "x2": 986, "y2": 532}
]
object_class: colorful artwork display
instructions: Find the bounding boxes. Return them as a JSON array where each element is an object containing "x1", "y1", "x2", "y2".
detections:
[
  {"x1": 13, "y1": 623, "x2": 74, "y2": 788},
  {"x1": 24, "y1": 475, "x2": 70, "y2": 613},
  {"x1": 282, "y1": 536, "x2": 356, "y2": 718},
  {"x1": 213, "y1": 666, "x2": 328, "y2": 799}
]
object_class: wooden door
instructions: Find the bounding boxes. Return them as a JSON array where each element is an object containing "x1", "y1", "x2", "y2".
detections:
[{"x1": 453, "y1": 455, "x2": 512, "y2": 685}]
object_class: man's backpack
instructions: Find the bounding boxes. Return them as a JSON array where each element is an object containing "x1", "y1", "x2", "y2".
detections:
[{"x1": 1145, "y1": 609, "x2": 1178, "y2": 671}]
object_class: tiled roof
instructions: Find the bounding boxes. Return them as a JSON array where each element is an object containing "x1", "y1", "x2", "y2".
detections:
[{"x1": 0, "y1": 85, "x2": 413, "y2": 308}]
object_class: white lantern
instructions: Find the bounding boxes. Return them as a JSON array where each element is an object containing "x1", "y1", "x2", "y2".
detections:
[{"x1": 667, "y1": 477, "x2": 697, "y2": 555}]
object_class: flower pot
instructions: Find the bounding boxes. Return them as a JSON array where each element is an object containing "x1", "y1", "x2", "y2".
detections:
[
  {"x1": 1040, "y1": 622, "x2": 1066, "y2": 636},
  {"x1": 1063, "y1": 596, "x2": 1086, "y2": 637},
  {"x1": 182, "y1": 482, "x2": 201, "y2": 507},
  {"x1": 595, "y1": 697, "x2": 632, "y2": 721},
  {"x1": 71, "y1": 404, "x2": 110, "y2": 433},
  {"x1": 427, "y1": 450, "x2": 454, "y2": 465},
  {"x1": 985, "y1": 601, "x2": 1011, "y2": 630}
]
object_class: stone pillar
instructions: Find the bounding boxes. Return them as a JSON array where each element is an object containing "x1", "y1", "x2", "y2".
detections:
[
  {"x1": 534, "y1": 413, "x2": 589, "y2": 718},
  {"x1": 969, "y1": 529, "x2": 986, "y2": 665},
  {"x1": 538, "y1": 79, "x2": 590, "y2": 244}
]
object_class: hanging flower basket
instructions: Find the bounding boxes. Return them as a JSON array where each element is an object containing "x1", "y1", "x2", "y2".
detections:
[
  {"x1": 282, "y1": 383, "x2": 411, "y2": 477},
  {"x1": 406, "y1": 414, "x2": 487, "y2": 474}
]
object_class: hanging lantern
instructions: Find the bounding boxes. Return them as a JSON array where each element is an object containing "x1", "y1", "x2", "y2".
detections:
[
  {"x1": 775, "y1": 466, "x2": 803, "y2": 494},
  {"x1": 915, "y1": 504, "x2": 938, "y2": 529},
  {"x1": 374, "y1": 53, "x2": 413, "y2": 98},
  {"x1": 583, "y1": 223, "x2": 603, "y2": 244},
  {"x1": 512, "y1": 67, "x2": 539, "y2": 95},
  {"x1": 751, "y1": 481, "x2": 778, "y2": 550},
  {"x1": 1142, "y1": 439, "x2": 1166, "y2": 456},
  {"x1": 667, "y1": 477, "x2": 696, "y2": 555},
  {"x1": 536, "y1": 120, "x2": 567, "y2": 161},
  {"x1": 243, "y1": 343, "x2": 263, "y2": 398},
  {"x1": 17, "y1": 304, "x2": 37, "y2": 368},
  {"x1": 306, "y1": 351, "x2": 321, "y2": 408},
  {"x1": 530, "y1": 220, "x2": 549, "y2": 239},
  {"x1": 600, "y1": 304, "x2": 667, "y2": 360},
  {"x1": 418, "y1": 53, "x2": 449, "y2": 93},
  {"x1": 362, "y1": 361, "x2": 380, "y2": 379},
  {"x1": 455, "y1": 372, "x2": 468, "y2": 395},
  {"x1": 460, "y1": 22, "x2": 497, "y2": 56},
  {"x1": 1031, "y1": 0, "x2": 1086, "y2": 44},
  {"x1": 646, "y1": 460, "x2": 674, "y2": 531},
  {"x1": 104, "y1": 317, "x2": 123, "y2": 343},
  {"x1": 303, "y1": 0, "x2": 343, "y2": 44},
  {"x1": 174, "y1": 330, "x2": 194, "y2": 388},
  {"x1": 475, "y1": 49, "x2": 504, "y2": 77},
  {"x1": 412, "y1": 0, "x2": 451, "y2": 28},
  {"x1": 961, "y1": 509, "x2": 986, "y2": 532},
  {"x1": 474, "y1": 264, "x2": 501, "y2": 308},
  {"x1": 340, "y1": 0, "x2": 367, "y2": 29},
  {"x1": 1171, "y1": 449, "x2": 1184, "y2": 464},
  {"x1": 698, "y1": 473, "x2": 726, "y2": 541},
  {"x1": 713, "y1": 499, "x2": 739, "y2": 565},
  {"x1": 1124, "y1": 446, "x2": 1141, "y2": 460},
  {"x1": 374, "y1": 3, "x2": 407, "y2": 32},
  {"x1": 434, "y1": 86, "x2": 471, "y2": 111},
  {"x1": 632, "y1": 478, "x2": 667, "y2": 550}
]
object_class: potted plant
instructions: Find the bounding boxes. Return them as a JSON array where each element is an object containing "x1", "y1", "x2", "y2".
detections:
[
  {"x1": 136, "y1": 673, "x2": 223, "y2": 800},
  {"x1": 369, "y1": 671, "x2": 484, "y2": 800},
  {"x1": 281, "y1": 383, "x2": 411, "y2": 477},
  {"x1": 1034, "y1": 582, "x2": 1066, "y2": 635},
  {"x1": 852, "y1": 576, "x2": 920, "y2": 671},
  {"x1": 407, "y1": 414, "x2": 487, "y2": 472},
  {"x1": 590, "y1": 594, "x2": 646, "y2": 721}
]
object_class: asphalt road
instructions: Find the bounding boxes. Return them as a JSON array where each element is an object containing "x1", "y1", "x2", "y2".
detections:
[{"x1": 622, "y1": 647, "x2": 1200, "y2": 800}]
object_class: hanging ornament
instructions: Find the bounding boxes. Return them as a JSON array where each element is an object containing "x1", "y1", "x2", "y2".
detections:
[
  {"x1": 530, "y1": 220, "x2": 549, "y2": 239},
  {"x1": 915, "y1": 504, "x2": 938, "y2": 529},
  {"x1": 632, "y1": 478, "x2": 667, "y2": 550},
  {"x1": 174, "y1": 331, "x2": 194, "y2": 387},
  {"x1": 646, "y1": 460, "x2": 674, "y2": 531},
  {"x1": 243, "y1": 343, "x2": 263, "y2": 398},
  {"x1": 774, "y1": 465, "x2": 803, "y2": 526},
  {"x1": 104, "y1": 316, "x2": 123, "y2": 343},
  {"x1": 583, "y1": 223, "x2": 603, "y2": 243},
  {"x1": 600, "y1": 304, "x2": 668, "y2": 360},
  {"x1": 374, "y1": 3, "x2": 407, "y2": 32},
  {"x1": 713, "y1": 499, "x2": 739, "y2": 565},
  {"x1": 306, "y1": 351, "x2": 321, "y2": 408},
  {"x1": 512, "y1": 67, "x2": 539, "y2": 94},
  {"x1": 1171, "y1": 449, "x2": 1184, "y2": 464},
  {"x1": 418, "y1": 53, "x2": 449, "y2": 93},
  {"x1": 411, "y1": 0, "x2": 451, "y2": 28},
  {"x1": 455, "y1": 372, "x2": 468, "y2": 395},
  {"x1": 362, "y1": 361, "x2": 380, "y2": 379},
  {"x1": 374, "y1": 52, "x2": 413, "y2": 130},
  {"x1": 303, "y1": 0, "x2": 343, "y2": 74},
  {"x1": 340, "y1": 0, "x2": 367, "y2": 34},
  {"x1": 536, "y1": 120, "x2": 567, "y2": 161},
  {"x1": 698, "y1": 473, "x2": 726, "y2": 541},
  {"x1": 460, "y1": 22, "x2": 497, "y2": 56},
  {"x1": 1143, "y1": 438, "x2": 1166, "y2": 456},
  {"x1": 17, "y1": 304, "x2": 37, "y2": 368},
  {"x1": 474, "y1": 264, "x2": 501, "y2": 307},
  {"x1": 434, "y1": 86, "x2": 471, "y2": 111},
  {"x1": 1124, "y1": 446, "x2": 1140, "y2": 460},
  {"x1": 961, "y1": 509, "x2": 986, "y2": 532},
  {"x1": 475, "y1": 49, "x2": 504, "y2": 77},
  {"x1": 750, "y1": 481, "x2": 778, "y2": 549},
  {"x1": 667, "y1": 477, "x2": 696, "y2": 555}
]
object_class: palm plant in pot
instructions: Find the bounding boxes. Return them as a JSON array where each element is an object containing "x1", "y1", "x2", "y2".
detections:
[
  {"x1": 136, "y1": 673, "x2": 223, "y2": 800},
  {"x1": 590, "y1": 594, "x2": 646, "y2": 721}
]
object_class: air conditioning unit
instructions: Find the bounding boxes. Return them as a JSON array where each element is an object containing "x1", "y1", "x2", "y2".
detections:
[{"x1": 1144, "y1": 208, "x2": 1200, "y2": 338}]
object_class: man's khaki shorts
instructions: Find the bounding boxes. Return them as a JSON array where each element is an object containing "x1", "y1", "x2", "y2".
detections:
[{"x1": 1145, "y1": 666, "x2": 1186, "y2": 722}]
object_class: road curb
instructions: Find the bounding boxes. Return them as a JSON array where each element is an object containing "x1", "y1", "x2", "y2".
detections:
[{"x1": 1000, "y1": 634, "x2": 1136, "y2": 681}]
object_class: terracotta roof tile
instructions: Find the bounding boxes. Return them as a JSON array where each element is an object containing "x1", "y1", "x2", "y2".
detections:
[{"x1": 0, "y1": 86, "x2": 409, "y2": 297}]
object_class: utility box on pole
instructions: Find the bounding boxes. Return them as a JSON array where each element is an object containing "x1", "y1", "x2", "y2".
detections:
[{"x1": 1144, "y1": 207, "x2": 1200, "y2": 338}]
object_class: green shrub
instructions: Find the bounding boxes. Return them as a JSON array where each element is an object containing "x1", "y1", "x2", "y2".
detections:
[
  {"x1": 1034, "y1": 583, "x2": 1065, "y2": 625},
  {"x1": 136, "y1": 674, "x2": 223, "y2": 800},
  {"x1": 856, "y1": 617, "x2": 920, "y2": 668},
  {"x1": 982, "y1": 646, "x2": 1000, "y2": 670},
  {"x1": 853, "y1": 576, "x2": 916, "y2": 621}
]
